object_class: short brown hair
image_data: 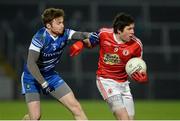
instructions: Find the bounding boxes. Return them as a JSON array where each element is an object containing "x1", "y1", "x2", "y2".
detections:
[{"x1": 41, "y1": 8, "x2": 64, "y2": 25}]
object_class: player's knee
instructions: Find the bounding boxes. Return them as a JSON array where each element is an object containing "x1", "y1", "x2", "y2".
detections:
[
  {"x1": 70, "y1": 102, "x2": 83, "y2": 116},
  {"x1": 110, "y1": 103, "x2": 130, "y2": 120},
  {"x1": 107, "y1": 96, "x2": 124, "y2": 112},
  {"x1": 114, "y1": 109, "x2": 129, "y2": 120}
]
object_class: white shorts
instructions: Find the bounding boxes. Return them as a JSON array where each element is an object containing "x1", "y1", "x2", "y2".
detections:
[{"x1": 96, "y1": 76, "x2": 135, "y2": 116}]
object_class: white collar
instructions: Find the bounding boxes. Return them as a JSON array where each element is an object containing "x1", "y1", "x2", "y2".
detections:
[
  {"x1": 50, "y1": 34, "x2": 58, "y2": 41},
  {"x1": 46, "y1": 29, "x2": 58, "y2": 41},
  {"x1": 113, "y1": 33, "x2": 121, "y2": 44}
]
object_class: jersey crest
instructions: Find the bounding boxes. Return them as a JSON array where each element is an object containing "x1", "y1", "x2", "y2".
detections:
[{"x1": 122, "y1": 49, "x2": 129, "y2": 56}]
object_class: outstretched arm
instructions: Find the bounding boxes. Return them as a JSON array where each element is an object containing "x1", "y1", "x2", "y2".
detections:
[
  {"x1": 69, "y1": 32, "x2": 99, "y2": 57},
  {"x1": 71, "y1": 32, "x2": 92, "y2": 48},
  {"x1": 71, "y1": 32, "x2": 89, "y2": 40}
]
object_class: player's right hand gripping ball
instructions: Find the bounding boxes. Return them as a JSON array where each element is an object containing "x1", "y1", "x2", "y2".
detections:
[
  {"x1": 131, "y1": 71, "x2": 148, "y2": 83},
  {"x1": 70, "y1": 41, "x2": 84, "y2": 57},
  {"x1": 125, "y1": 57, "x2": 148, "y2": 83}
]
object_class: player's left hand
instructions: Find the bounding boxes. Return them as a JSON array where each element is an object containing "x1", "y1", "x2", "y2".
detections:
[
  {"x1": 70, "y1": 41, "x2": 84, "y2": 57},
  {"x1": 131, "y1": 71, "x2": 148, "y2": 83}
]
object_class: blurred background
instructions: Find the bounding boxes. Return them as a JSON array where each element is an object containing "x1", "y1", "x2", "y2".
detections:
[{"x1": 0, "y1": 0, "x2": 180, "y2": 101}]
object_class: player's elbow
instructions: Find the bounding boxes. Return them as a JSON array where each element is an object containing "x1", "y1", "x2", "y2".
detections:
[
  {"x1": 27, "y1": 59, "x2": 36, "y2": 72},
  {"x1": 27, "y1": 60, "x2": 32, "y2": 71}
]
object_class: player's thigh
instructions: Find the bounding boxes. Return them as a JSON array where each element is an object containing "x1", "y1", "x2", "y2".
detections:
[
  {"x1": 106, "y1": 94, "x2": 125, "y2": 111},
  {"x1": 97, "y1": 77, "x2": 131, "y2": 114},
  {"x1": 44, "y1": 72, "x2": 65, "y2": 88},
  {"x1": 96, "y1": 76, "x2": 121, "y2": 99},
  {"x1": 25, "y1": 93, "x2": 41, "y2": 115},
  {"x1": 50, "y1": 82, "x2": 72, "y2": 100},
  {"x1": 49, "y1": 82, "x2": 79, "y2": 108},
  {"x1": 21, "y1": 72, "x2": 41, "y2": 94}
]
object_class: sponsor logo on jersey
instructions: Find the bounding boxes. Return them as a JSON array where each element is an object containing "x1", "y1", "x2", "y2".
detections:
[
  {"x1": 122, "y1": 49, "x2": 129, "y2": 56},
  {"x1": 43, "y1": 50, "x2": 62, "y2": 57},
  {"x1": 104, "y1": 53, "x2": 120, "y2": 65}
]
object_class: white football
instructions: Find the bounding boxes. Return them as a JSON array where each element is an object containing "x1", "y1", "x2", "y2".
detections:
[{"x1": 125, "y1": 57, "x2": 147, "y2": 76}]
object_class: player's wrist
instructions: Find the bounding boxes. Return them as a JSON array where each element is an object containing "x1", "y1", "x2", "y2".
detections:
[{"x1": 41, "y1": 81, "x2": 48, "y2": 88}]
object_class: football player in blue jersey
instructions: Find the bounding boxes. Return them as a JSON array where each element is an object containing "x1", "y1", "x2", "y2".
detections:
[{"x1": 21, "y1": 8, "x2": 89, "y2": 120}]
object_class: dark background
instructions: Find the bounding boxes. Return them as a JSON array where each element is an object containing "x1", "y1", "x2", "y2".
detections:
[{"x1": 0, "y1": 0, "x2": 180, "y2": 100}]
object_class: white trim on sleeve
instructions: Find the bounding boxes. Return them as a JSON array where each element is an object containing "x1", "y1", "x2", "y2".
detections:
[
  {"x1": 68, "y1": 30, "x2": 76, "y2": 40},
  {"x1": 29, "y1": 43, "x2": 41, "y2": 52}
]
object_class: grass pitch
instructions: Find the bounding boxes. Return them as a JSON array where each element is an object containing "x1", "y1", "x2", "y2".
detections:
[{"x1": 0, "y1": 100, "x2": 180, "y2": 120}]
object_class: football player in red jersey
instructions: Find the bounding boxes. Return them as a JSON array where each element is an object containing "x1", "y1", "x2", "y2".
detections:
[{"x1": 70, "y1": 13, "x2": 148, "y2": 120}]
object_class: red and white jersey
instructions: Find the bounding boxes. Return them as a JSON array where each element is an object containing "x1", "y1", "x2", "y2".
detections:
[{"x1": 96, "y1": 28, "x2": 143, "y2": 83}]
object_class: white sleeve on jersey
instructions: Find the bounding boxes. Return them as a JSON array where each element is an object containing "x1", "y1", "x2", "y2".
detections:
[
  {"x1": 29, "y1": 36, "x2": 43, "y2": 52},
  {"x1": 68, "y1": 29, "x2": 76, "y2": 40},
  {"x1": 29, "y1": 43, "x2": 40, "y2": 52}
]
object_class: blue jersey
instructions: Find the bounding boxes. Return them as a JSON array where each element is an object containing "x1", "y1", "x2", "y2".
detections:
[
  {"x1": 24, "y1": 27, "x2": 75, "y2": 75},
  {"x1": 21, "y1": 27, "x2": 75, "y2": 94}
]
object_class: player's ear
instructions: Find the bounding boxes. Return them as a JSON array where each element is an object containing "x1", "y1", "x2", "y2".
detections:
[
  {"x1": 46, "y1": 23, "x2": 51, "y2": 29},
  {"x1": 117, "y1": 29, "x2": 122, "y2": 34}
]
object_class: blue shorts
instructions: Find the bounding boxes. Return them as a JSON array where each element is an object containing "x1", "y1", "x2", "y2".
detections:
[{"x1": 21, "y1": 71, "x2": 64, "y2": 94}]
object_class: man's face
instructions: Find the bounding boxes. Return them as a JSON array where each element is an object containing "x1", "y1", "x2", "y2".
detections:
[
  {"x1": 48, "y1": 16, "x2": 64, "y2": 35},
  {"x1": 119, "y1": 23, "x2": 134, "y2": 42}
]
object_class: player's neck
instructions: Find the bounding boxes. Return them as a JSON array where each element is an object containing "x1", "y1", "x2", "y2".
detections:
[
  {"x1": 46, "y1": 29, "x2": 58, "y2": 38},
  {"x1": 114, "y1": 33, "x2": 125, "y2": 44}
]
